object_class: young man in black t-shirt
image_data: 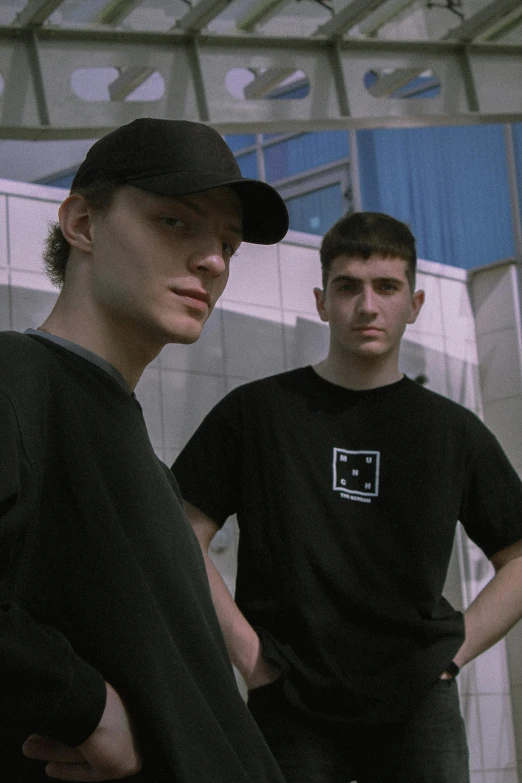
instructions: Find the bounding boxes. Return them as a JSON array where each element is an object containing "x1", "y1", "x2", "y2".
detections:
[
  {"x1": 0, "y1": 119, "x2": 289, "y2": 782},
  {"x1": 173, "y1": 212, "x2": 522, "y2": 783}
]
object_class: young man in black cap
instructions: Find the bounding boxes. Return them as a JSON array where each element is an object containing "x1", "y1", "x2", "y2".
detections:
[
  {"x1": 173, "y1": 212, "x2": 522, "y2": 783},
  {"x1": 0, "y1": 118, "x2": 288, "y2": 782}
]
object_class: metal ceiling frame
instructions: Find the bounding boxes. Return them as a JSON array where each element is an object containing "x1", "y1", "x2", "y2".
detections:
[
  {"x1": 14, "y1": 0, "x2": 65, "y2": 27},
  {"x1": 443, "y1": 0, "x2": 522, "y2": 39},
  {"x1": 0, "y1": 0, "x2": 520, "y2": 138}
]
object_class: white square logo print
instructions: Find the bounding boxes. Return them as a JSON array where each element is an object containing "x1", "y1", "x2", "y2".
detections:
[{"x1": 333, "y1": 449, "x2": 380, "y2": 497}]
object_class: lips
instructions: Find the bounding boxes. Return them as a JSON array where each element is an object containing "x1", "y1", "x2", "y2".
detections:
[
  {"x1": 171, "y1": 287, "x2": 211, "y2": 308},
  {"x1": 353, "y1": 326, "x2": 383, "y2": 334}
]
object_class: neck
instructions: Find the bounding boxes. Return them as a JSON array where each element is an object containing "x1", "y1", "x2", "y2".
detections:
[
  {"x1": 40, "y1": 301, "x2": 160, "y2": 392},
  {"x1": 313, "y1": 350, "x2": 403, "y2": 391}
]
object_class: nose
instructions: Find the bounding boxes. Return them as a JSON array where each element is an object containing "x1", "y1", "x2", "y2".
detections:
[
  {"x1": 188, "y1": 235, "x2": 228, "y2": 278},
  {"x1": 357, "y1": 285, "x2": 378, "y2": 315}
]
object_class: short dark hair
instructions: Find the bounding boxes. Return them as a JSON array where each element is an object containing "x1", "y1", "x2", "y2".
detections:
[
  {"x1": 319, "y1": 212, "x2": 417, "y2": 291},
  {"x1": 43, "y1": 180, "x2": 120, "y2": 288}
]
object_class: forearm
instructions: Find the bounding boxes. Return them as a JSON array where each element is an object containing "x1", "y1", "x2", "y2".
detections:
[
  {"x1": 0, "y1": 601, "x2": 107, "y2": 743},
  {"x1": 201, "y1": 550, "x2": 280, "y2": 688},
  {"x1": 453, "y1": 555, "x2": 522, "y2": 668}
]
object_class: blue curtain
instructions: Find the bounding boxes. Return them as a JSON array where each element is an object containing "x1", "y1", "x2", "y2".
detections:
[
  {"x1": 357, "y1": 124, "x2": 515, "y2": 269},
  {"x1": 224, "y1": 134, "x2": 256, "y2": 152},
  {"x1": 512, "y1": 123, "x2": 522, "y2": 227},
  {"x1": 235, "y1": 152, "x2": 258, "y2": 179},
  {"x1": 265, "y1": 131, "x2": 349, "y2": 183}
]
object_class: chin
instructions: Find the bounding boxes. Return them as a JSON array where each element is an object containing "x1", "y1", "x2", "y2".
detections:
[{"x1": 159, "y1": 315, "x2": 207, "y2": 345}]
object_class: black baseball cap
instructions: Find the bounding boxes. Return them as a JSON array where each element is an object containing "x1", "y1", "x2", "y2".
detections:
[{"x1": 71, "y1": 118, "x2": 289, "y2": 245}]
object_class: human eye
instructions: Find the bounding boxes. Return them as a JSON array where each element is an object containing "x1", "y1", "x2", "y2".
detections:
[
  {"x1": 378, "y1": 280, "x2": 400, "y2": 293},
  {"x1": 223, "y1": 240, "x2": 240, "y2": 259},
  {"x1": 338, "y1": 281, "x2": 356, "y2": 293},
  {"x1": 160, "y1": 216, "x2": 185, "y2": 228}
]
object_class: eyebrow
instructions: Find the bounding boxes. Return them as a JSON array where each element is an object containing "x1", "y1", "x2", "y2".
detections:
[
  {"x1": 331, "y1": 274, "x2": 405, "y2": 286},
  {"x1": 176, "y1": 195, "x2": 243, "y2": 240}
]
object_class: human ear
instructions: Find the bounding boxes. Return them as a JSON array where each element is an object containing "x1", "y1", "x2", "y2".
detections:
[
  {"x1": 407, "y1": 289, "x2": 425, "y2": 325},
  {"x1": 314, "y1": 287, "x2": 329, "y2": 323},
  {"x1": 58, "y1": 194, "x2": 93, "y2": 254}
]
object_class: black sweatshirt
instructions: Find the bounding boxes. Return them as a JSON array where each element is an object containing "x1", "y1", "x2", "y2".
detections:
[{"x1": 0, "y1": 331, "x2": 284, "y2": 783}]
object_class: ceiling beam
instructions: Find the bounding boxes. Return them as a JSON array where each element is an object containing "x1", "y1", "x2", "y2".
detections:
[
  {"x1": 313, "y1": 0, "x2": 389, "y2": 37},
  {"x1": 479, "y1": 5, "x2": 522, "y2": 41},
  {"x1": 236, "y1": 0, "x2": 289, "y2": 32},
  {"x1": 175, "y1": 0, "x2": 235, "y2": 32},
  {"x1": 243, "y1": 67, "x2": 299, "y2": 99},
  {"x1": 358, "y1": 0, "x2": 418, "y2": 37},
  {"x1": 94, "y1": 0, "x2": 146, "y2": 26},
  {"x1": 14, "y1": 0, "x2": 66, "y2": 27},
  {"x1": 443, "y1": 0, "x2": 522, "y2": 41},
  {"x1": 107, "y1": 66, "x2": 156, "y2": 100}
]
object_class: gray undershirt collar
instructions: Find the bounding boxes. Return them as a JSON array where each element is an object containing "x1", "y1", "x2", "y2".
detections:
[{"x1": 24, "y1": 328, "x2": 131, "y2": 395}]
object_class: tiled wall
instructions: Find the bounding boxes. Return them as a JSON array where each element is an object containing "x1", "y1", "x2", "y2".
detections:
[
  {"x1": 469, "y1": 261, "x2": 522, "y2": 781},
  {"x1": 1, "y1": 179, "x2": 521, "y2": 783}
]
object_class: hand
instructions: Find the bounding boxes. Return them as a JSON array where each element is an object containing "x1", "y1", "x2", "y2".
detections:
[
  {"x1": 439, "y1": 670, "x2": 454, "y2": 680},
  {"x1": 22, "y1": 682, "x2": 142, "y2": 781}
]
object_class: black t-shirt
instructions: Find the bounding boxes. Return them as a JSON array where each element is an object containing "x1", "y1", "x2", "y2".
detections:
[
  {"x1": 0, "y1": 332, "x2": 285, "y2": 782},
  {"x1": 173, "y1": 367, "x2": 522, "y2": 723}
]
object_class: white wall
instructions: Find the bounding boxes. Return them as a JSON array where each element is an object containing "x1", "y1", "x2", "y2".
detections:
[{"x1": 1, "y1": 179, "x2": 521, "y2": 783}]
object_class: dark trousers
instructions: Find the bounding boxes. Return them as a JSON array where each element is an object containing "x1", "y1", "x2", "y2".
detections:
[{"x1": 247, "y1": 678, "x2": 470, "y2": 783}]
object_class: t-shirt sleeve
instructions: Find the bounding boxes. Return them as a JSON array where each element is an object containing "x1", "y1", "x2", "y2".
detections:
[
  {"x1": 459, "y1": 413, "x2": 522, "y2": 559},
  {"x1": 173, "y1": 392, "x2": 242, "y2": 527},
  {"x1": 0, "y1": 390, "x2": 107, "y2": 745}
]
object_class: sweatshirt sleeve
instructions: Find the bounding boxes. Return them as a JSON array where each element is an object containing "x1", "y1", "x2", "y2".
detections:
[{"x1": 0, "y1": 389, "x2": 107, "y2": 746}]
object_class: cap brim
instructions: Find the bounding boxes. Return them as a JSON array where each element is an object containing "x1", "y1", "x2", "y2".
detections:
[{"x1": 126, "y1": 173, "x2": 289, "y2": 245}]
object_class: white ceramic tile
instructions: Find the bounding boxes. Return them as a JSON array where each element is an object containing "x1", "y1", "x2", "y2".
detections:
[
  {"x1": 279, "y1": 242, "x2": 322, "y2": 315},
  {"x1": 462, "y1": 694, "x2": 485, "y2": 772},
  {"x1": 443, "y1": 335, "x2": 479, "y2": 364},
  {"x1": 134, "y1": 367, "x2": 163, "y2": 449},
  {"x1": 464, "y1": 540, "x2": 495, "y2": 602},
  {"x1": 482, "y1": 770, "x2": 520, "y2": 783},
  {"x1": 221, "y1": 303, "x2": 285, "y2": 380},
  {"x1": 0, "y1": 178, "x2": 66, "y2": 201},
  {"x1": 476, "y1": 328, "x2": 522, "y2": 404},
  {"x1": 221, "y1": 242, "x2": 281, "y2": 308},
  {"x1": 9, "y1": 285, "x2": 59, "y2": 332},
  {"x1": 509, "y1": 684, "x2": 522, "y2": 767},
  {"x1": 460, "y1": 658, "x2": 480, "y2": 697},
  {"x1": 152, "y1": 445, "x2": 165, "y2": 462},
  {"x1": 471, "y1": 265, "x2": 518, "y2": 337},
  {"x1": 482, "y1": 397, "x2": 522, "y2": 469},
  {"x1": 9, "y1": 269, "x2": 58, "y2": 293},
  {"x1": 505, "y1": 622, "x2": 522, "y2": 687},
  {"x1": 473, "y1": 641, "x2": 511, "y2": 695},
  {"x1": 159, "y1": 307, "x2": 225, "y2": 374},
  {"x1": 161, "y1": 368, "x2": 226, "y2": 450},
  {"x1": 0, "y1": 281, "x2": 9, "y2": 330},
  {"x1": 475, "y1": 695, "x2": 518, "y2": 770},
  {"x1": 439, "y1": 276, "x2": 476, "y2": 342},
  {"x1": 283, "y1": 310, "x2": 330, "y2": 371},
  {"x1": 418, "y1": 257, "x2": 468, "y2": 283},
  {"x1": 403, "y1": 333, "x2": 461, "y2": 399},
  {"x1": 471, "y1": 773, "x2": 485, "y2": 783},
  {"x1": 0, "y1": 195, "x2": 7, "y2": 268},
  {"x1": 400, "y1": 335, "x2": 437, "y2": 386},
  {"x1": 409, "y1": 272, "x2": 444, "y2": 337},
  {"x1": 7, "y1": 196, "x2": 60, "y2": 273},
  {"x1": 443, "y1": 351, "x2": 482, "y2": 411},
  {"x1": 225, "y1": 376, "x2": 250, "y2": 393},
  {"x1": 164, "y1": 448, "x2": 180, "y2": 468}
]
